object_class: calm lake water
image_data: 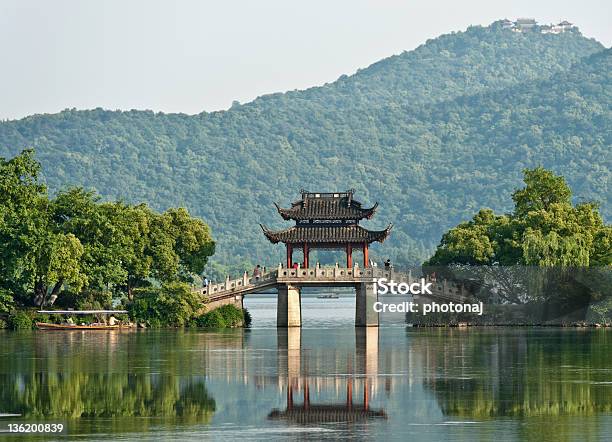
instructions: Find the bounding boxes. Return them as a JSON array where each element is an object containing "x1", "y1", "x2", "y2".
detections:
[{"x1": 0, "y1": 294, "x2": 610, "y2": 441}]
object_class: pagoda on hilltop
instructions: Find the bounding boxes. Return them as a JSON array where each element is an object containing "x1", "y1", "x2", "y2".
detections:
[{"x1": 261, "y1": 190, "x2": 392, "y2": 268}]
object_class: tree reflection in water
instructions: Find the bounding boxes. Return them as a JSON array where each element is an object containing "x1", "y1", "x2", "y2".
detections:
[
  {"x1": 0, "y1": 330, "x2": 221, "y2": 425},
  {"x1": 420, "y1": 328, "x2": 612, "y2": 418},
  {"x1": 0, "y1": 372, "x2": 215, "y2": 422}
]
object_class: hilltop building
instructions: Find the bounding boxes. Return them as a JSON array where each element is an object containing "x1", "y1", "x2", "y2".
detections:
[
  {"x1": 542, "y1": 20, "x2": 576, "y2": 34},
  {"x1": 513, "y1": 18, "x2": 538, "y2": 32},
  {"x1": 499, "y1": 18, "x2": 577, "y2": 34}
]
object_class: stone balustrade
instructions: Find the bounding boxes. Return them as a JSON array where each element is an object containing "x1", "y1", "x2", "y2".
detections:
[{"x1": 200, "y1": 263, "x2": 466, "y2": 302}]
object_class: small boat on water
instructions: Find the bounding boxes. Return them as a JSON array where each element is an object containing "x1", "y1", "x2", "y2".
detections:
[{"x1": 317, "y1": 294, "x2": 339, "y2": 299}]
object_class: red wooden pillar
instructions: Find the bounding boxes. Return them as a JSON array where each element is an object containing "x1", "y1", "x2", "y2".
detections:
[
  {"x1": 347, "y1": 378, "x2": 353, "y2": 410},
  {"x1": 287, "y1": 384, "x2": 294, "y2": 409},
  {"x1": 347, "y1": 244, "x2": 353, "y2": 268},
  {"x1": 364, "y1": 378, "x2": 369, "y2": 410},
  {"x1": 287, "y1": 244, "x2": 293, "y2": 268},
  {"x1": 363, "y1": 242, "x2": 369, "y2": 267},
  {"x1": 303, "y1": 244, "x2": 309, "y2": 268},
  {"x1": 304, "y1": 383, "x2": 310, "y2": 409}
]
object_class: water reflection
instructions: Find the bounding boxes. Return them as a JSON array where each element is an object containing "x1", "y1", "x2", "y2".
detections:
[
  {"x1": 419, "y1": 329, "x2": 612, "y2": 418},
  {"x1": 0, "y1": 372, "x2": 215, "y2": 421},
  {"x1": 270, "y1": 328, "x2": 386, "y2": 424},
  {"x1": 0, "y1": 327, "x2": 610, "y2": 440}
]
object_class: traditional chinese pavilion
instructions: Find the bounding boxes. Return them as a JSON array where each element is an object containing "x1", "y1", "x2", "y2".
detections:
[{"x1": 261, "y1": 190, "x2": 392, "y2": 268}]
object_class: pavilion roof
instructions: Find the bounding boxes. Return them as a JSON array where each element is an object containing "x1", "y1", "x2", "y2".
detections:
[
  {"x1": 275, "y1": 190, "x2": 378, "y2": 221},
  {"x1": 260, "y1": 223, "x2": 392, "y2": 244}
]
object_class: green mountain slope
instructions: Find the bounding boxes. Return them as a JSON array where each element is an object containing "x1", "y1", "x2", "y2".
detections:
[
  {"x1": 0, "y1": 24, "x2": 609, "y2": 274},
  {"x1": 291, "y1": 22, "x2": 603, "y2": 107}
]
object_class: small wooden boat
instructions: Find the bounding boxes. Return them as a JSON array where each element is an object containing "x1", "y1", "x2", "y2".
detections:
[
  {"x1": 317, "y1": 294, "x2": 339, "y2": 299},
  {"x1": 36, "y1": 322, "x2": 125, "y2": 330}
]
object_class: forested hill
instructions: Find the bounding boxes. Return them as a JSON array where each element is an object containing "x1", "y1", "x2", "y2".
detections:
[
  {"x1": 277, "y1": 22, "x2": 603, "y2": 107},
  {"x1": 0, "y1": 23, "x2": 609, "y2": 275}
]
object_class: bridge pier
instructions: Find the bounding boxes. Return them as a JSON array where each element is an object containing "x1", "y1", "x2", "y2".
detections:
[
  {"x1": 355, "y1": 281, "x2": 379, "y2": 327},
  {"x1": 277, "y1": 284, "x2": 302, "y2": 327}
]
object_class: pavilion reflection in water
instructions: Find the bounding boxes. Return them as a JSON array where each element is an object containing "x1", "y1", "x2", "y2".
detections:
[{"x1": 268, "y1": 328, "x2": 387, "y2": 424}]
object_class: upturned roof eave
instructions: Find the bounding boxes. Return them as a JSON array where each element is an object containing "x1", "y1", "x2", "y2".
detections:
[
  {"x1": 273, "y1": 202, "x2": 379, "y2": 221},
  {"x1": 260, "y1": 223, "x2": 392, "y2": 244}
]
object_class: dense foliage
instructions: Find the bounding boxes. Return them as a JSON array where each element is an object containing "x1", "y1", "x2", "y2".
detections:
[
  {"x1": 127, "y1": 282, "x2": 202, "y2": 327},
  {"x1": 195, "y1": 304, "x2": 247, "y2": 328},
  {"x1": 0, "y1": 24, "x2": 609, "y2": 276},
  {"x1": 127, "y1": 283, "x2": 248, "y2": 328},
  {"x1": 7, "y1": 311, "x2": 34, "y2": 330},
  {"x1": 423, "y1": 168, "x2": 611, "y2": 324},
  {"x1": 426, "y1": 168, "x2": 611, "y2": 266},
  {"x1": 0, "y1": 151, "x2": 215, "y2": 310}
]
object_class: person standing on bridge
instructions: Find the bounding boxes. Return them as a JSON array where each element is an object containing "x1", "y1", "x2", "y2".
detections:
[
  {"x1": 253, "y1": 265, "x2": 261, "y2": 280},
  {"x1": 203, "y1": 276, "x2": 209, "y2": 288}
]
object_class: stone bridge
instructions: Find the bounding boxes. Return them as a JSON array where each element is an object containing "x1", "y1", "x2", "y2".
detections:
[{"x1": 197, "y1": 264, "x2": 472, "y2": 327}]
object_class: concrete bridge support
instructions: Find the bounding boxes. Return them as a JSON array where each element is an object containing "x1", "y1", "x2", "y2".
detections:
[
  {"x1": 355, "y1": 281, "x2": 379, "y2": 327},
  {"x1": 277, "y1": 284, "x2": 302, "y2": 327}
]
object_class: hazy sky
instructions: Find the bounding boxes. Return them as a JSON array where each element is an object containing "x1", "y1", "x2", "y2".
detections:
[{"x1": 1, "y1": 0, "x2": 610, "y2": 120}]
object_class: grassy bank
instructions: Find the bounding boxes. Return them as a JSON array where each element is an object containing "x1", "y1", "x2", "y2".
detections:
[{"x1": 0, "y1": 304, "x2": 251, "y2": 330}]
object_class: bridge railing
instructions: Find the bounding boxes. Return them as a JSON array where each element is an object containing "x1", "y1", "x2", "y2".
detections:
[
  {"x1": 202, "y1": 268, "x2": 278, "y2": 298},
  {"x1": 276, "y1": 264, "x2": 376, "y2": 280},
  {"x1": 201, "y1": 264, "x2": 392, "y2": 297},
  {"x1": 200, "y1": 264, "x2": 470, "y2": 301}
]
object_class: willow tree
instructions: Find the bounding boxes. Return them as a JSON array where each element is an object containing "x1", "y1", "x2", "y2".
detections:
[
  {"x1": 426, "y1": 168, "x2": 610, "y2": 320},
  {"x1": 427, "y1": 167, "x2": 610, "y2": 267}
]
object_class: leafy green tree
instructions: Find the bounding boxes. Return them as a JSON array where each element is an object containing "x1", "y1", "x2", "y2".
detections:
[
  {"x1": 0, "y1": 150, "x2": 52, "y2": 304},
  {"x1": 52, "y1": 189, "x2": 130, "y2": 292},
  {"x1": 165, "y1": 207, "x2": 216, "y2": 279},
  {"x1": 425, "y1": 209, "x2": 501, "y2": 265},
  {"x1": 0, "y1": 288, "x2": 15, "y2": 314},
  {"x1": 512, "y1": 167, "x2": 572, "y2": 217},
  {"x1": 33, "y1": 232, "x2": 86, "y2": 306},
  {"x1": 427, "y1": 168, "x2": 610, "y2": 267},
  {"x1": 128, "y1": 282, "x2": 202, "y2": 327},
  {"x1": 146, "y1": 208, "x2": 215, "y2": 285},
  {"x1": 0, "y1": 151, "x2": 216, "y2": 308}
]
